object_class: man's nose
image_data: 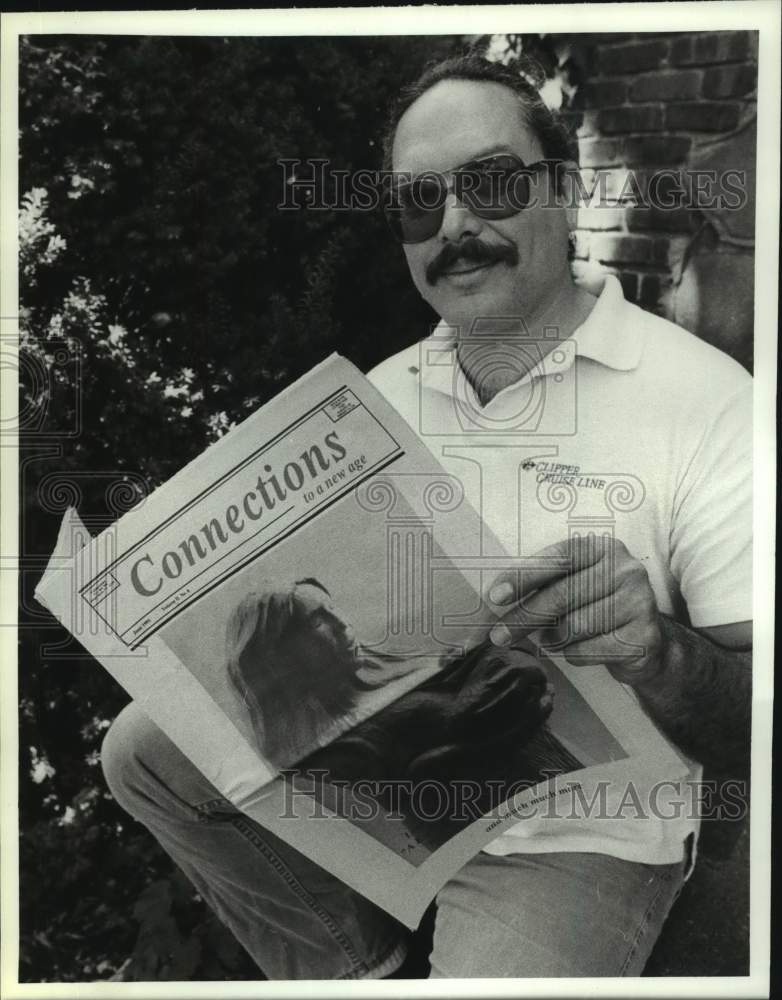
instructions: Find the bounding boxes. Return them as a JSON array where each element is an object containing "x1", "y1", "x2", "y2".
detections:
[{"x1": 438, "y1": 191, "x2": 483, "y2": 242}]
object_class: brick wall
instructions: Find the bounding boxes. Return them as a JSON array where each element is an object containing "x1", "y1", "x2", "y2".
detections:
[{"x1": 568, "y1": 31, "x2": 757, "y2": 369}]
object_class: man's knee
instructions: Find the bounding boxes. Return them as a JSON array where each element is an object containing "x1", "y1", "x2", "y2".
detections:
[
  {"x1": 101, "y1": 702, "x2": 170, "y2": 816},
  {"x1": 102, "y1": 701, "x2": 226, "y2": 828}
]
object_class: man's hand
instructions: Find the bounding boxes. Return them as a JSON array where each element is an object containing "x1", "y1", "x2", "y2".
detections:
[
  {"x1": 486, "y1": 533, "x2": 752, "y2": 774},
  {"x1": 487, "y1": 534, "x2": 665, "y2": 687}
]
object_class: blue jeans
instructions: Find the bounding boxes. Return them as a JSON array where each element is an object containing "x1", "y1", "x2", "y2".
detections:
[{"x1": 101, "y1": 702, "x2": 687, "y2": 979}]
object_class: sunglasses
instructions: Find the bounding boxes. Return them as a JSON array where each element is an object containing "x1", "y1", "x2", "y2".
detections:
[{"x1": 383, "y1": 153, "x2": 552, "y2": 245}]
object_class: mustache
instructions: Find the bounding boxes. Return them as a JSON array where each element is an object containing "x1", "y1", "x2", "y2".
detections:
[{"x1": 426, "y1": 238, "x2": 519, "y2": 286}]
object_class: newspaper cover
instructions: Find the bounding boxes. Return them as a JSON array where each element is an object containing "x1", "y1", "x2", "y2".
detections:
[{"x1": 34, "y1": 353, "x2": 688, "y2": 929}]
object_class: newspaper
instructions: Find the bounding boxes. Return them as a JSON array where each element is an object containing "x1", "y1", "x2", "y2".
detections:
[{"x1": 35, "y1": 353, "x2": 687, "y2": 929}]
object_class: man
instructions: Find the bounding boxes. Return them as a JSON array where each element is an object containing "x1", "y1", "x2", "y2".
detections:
[{"x1": 102, "y1": 54, "x2": 752, "y2": 978}]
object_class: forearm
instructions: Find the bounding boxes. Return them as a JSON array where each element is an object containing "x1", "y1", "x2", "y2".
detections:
[{"x1": 630, "y1": 614, "x2": 752, "y2": 774}]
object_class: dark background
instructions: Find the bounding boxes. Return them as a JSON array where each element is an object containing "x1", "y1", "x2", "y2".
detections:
[{"x1": 17, "y1": 31, "x2": 756, "y2": 981}]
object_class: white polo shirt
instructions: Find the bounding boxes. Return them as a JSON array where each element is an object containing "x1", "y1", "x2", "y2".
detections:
[{"x1": 368, "y1": 274, "x2": 752, "y2": 865}]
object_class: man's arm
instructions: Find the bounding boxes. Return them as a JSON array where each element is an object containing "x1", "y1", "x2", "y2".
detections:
[
  {"x1": 632, "y1": 616, "x2": 751, "y2": 774},
  {"x1": 487, "y1": 536, "x2": 752, "y2": 775}
]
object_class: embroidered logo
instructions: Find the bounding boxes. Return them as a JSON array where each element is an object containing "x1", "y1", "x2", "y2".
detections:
[{"x1": 521, "y1": 461, "x2": 607, "y2": 490}]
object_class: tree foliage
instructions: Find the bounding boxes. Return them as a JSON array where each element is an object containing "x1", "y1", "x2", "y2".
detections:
[{"x1": 18, "y1": 33, "x2": 461, "y2": 981}]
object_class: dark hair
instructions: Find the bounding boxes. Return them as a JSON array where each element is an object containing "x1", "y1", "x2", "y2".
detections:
[
  {"x1": 381, "y1": 54, "x2": 577, "y2": 181},
  {"x1": 225, "y1": 577, "x2": 354, "y2": 767}
]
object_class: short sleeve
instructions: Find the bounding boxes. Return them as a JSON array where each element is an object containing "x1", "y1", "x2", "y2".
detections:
[{"x1": 669, "y1": 380, "x2": 752, "y2": 628}]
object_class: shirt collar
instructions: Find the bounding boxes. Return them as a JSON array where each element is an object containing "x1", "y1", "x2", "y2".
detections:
[
  {"x1": 420, "y1": 273, "x2": 644, "y2": 399},
  {"x1": 571, "y1": 272, "x2": 645, "y2": 371}
]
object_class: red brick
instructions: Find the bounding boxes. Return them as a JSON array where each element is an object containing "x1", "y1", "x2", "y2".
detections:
[
  {"x1": 702, "y1": 64, "x2": 757, "y2": 98},
  {"x1": 567, "y1": 168, "x2": 622, "y2": 207},
  {"x1": 593, "y1": 167, "x2": 661, "y2": 203},
  {"x1": 579, "y1": 80, "x2": 628, "y2": 107},
  {"x1": 613, "y1": 170, "x2": 647, "y2": 206},
  {"x1": 639, "y1": 273, "x2": 669, "y2": 309},
  {"x1": 578, "y1": 138, "x2": 621, "y2": 167},
  {"x1": 618, "y1": 270, "x2": 639, "y2": 302},
  {"x1": 652, "y1": 235, "x2": 690, "y2": 268},
  {"x1": 670, "y1": 35, "x2": 693, "y2": 65},
  {"x1": 653, "y1": 237, "x2": 670, "y2": 266},
  {"x1": 586, "y1": 32, "x2": 636, "y2": 43},
  {"x1": 599, "y1": 105, "x2": 665, "y2": 134},
  {"x1": 622, "y1": 136, "x2": 691, "y2": 165},
  {"x1": 671, "y1": 31, "x2": 752, "y2": 66},
  {"x1": 577, "y1": 206, "x2": 625, "y2": 230},
  {"x1": 626, "y1": 206, "x2": 693, "y2": 233},
  {"x1": 629, "y1": 70, "x2": 701, "y2": 102},
  {"x1": 576, "y1": 110, "x2": 600, "y2": 139},
  {"x1": 578, "y1": 168, "x2": 652, "y2": 204},
  {"x1": 622, "y1": 168, "x2": 687, "y2": 206},
  {"x1": 694, "y1": 31, "x2": 753, "y2": 64},
  {"x1": 590, "y1": 234, "x2": 653, "y2": 265},
  {"x1": 666, "y1": 101, "x2": 740, "y2": 131},
  {"x1": 598, "y1": 40, "x2": 668, "y2": 74}
]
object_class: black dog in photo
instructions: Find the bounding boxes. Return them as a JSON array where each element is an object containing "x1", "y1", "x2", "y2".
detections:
[{"x1": 294, "y1": 643, "x2": 583, "y2": 848}]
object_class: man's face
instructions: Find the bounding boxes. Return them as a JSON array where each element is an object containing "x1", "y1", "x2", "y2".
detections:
[{"x1": 392, "y1": 79, "x2": 572, "y2": 332}]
